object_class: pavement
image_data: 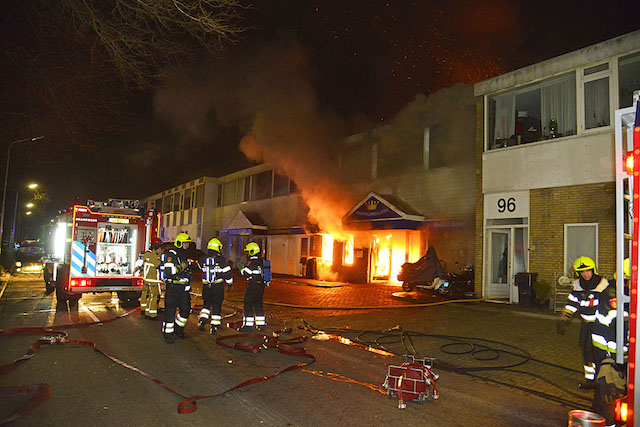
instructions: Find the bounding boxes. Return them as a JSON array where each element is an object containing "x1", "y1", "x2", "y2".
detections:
[{"x1": 232, "y1": 273, "x2": 592, "y2": 412}]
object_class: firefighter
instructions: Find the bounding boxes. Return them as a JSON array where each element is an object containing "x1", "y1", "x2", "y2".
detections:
[
  {"x1": 197, "y1": 238, "x2": 233, "y2": 334},
  {"x1": 557, "y1": 256, "x2": 610, "y2": 389},
  {"x1": 139, "y1": 238, "x2": 164, "y2": 319},
  {"x1": 591, "y1": 259, "x2": 629, "y2": 426},
  {"x1": 240, "y1": 242, "x2": 266, "y2": 332},
  {"x1": 159, "y1": 233, "x2": 192, "y2": 344}
]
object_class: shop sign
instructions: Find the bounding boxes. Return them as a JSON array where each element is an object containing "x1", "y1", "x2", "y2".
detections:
[
  {"x1": 484, "y1": 191, "x2": 529, "y2": 219},
  {"x1": 350, "y1": 196, "x2": 401, "y2": 221}
]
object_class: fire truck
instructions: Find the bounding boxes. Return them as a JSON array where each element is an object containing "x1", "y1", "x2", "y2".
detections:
[
  {"x1": 614, "y1": 96, "x2": 640, "y2": 424},
  {"x1": 44, "y1": 199, "x2": 161, "y2": 304}
]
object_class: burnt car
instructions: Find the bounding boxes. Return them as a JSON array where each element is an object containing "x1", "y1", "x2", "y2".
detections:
[{"x1": 398, "y1": 246, "x2": 474, "y2": 298}]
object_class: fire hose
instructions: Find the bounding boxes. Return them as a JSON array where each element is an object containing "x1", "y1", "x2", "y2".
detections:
[{"x1": 0, "y1": 308, "x2": 314, "y2": 423}]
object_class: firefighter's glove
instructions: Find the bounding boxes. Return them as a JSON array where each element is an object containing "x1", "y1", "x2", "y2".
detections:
[
  {"x1": 556, "y1": 319, "x2": 567, "y2": 335},
  {"x1": 596, "y1": 358, "x2": 626, "y2": 404}
]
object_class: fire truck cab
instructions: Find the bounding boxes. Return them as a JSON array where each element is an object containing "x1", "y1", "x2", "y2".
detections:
[{"x1": 45, "y1": 199, "x2": 160, "y2": 305}]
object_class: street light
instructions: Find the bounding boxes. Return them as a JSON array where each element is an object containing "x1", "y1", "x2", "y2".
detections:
[
  {"x1": 0, "y1": 136, "x2": 44, "y2": 253},
  {"x1": 10, "y1": 183, "x2": 38, "y2": 248}
]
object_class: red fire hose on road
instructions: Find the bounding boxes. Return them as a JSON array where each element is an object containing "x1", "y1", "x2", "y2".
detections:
[{"x1": 0, "y1": 308, "x2": 314, "y2": 422}]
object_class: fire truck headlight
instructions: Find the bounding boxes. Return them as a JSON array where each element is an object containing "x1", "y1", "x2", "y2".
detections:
[{"x1": 15, "y1": 261, "x2": 22, "y2": 267}]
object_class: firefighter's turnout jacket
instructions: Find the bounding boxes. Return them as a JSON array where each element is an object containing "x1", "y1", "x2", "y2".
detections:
[
  {"x1": 159, "y1": 247, "x2": 191, "y2": 337},
  {"x1": 241, "y1": 254, "x2": 266, "y2": 328},
  {"x1": 198, "y1": 251, "x2": 232, "y2": 329},
  {"x1": 139, "y1": 248, "x2": 162, "y2": 318},
  {"x1": 561, "y1": 274, "x2": 610, "y2": 381}
]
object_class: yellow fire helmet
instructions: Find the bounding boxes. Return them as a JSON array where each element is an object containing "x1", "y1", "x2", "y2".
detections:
[
  {"x1": 207, "y1": 238, "x2": 223, "y2": 252},
  {"x1": 574, "y1": 256, "x2": 597, "y2": 274},
  {"x1": 244, "y1": 242, "x2": 260, "y2": 256},
  {"x1": 174, "y1": 232, "x2": 192, "y2": 248},
  {"x1": 614, "y1": 258, "x2": 630, "y2": 281}
]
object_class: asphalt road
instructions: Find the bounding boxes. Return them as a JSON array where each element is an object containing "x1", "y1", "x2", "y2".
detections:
[{"x1": 0, "y1": 274, "x2": 573, "y2": 426}]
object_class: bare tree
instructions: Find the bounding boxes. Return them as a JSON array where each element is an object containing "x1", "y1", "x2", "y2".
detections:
[{"x1": 0, "y1": 0, "x2": 248, "y2": 154}]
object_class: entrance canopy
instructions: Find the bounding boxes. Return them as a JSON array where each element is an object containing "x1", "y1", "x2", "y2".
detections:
[
  {"x1": 222, "y1": 210, "x2": 268, "y2": 236},
  {"x1": 342, "y1": 191, "x2": 425, "y2": 230}
]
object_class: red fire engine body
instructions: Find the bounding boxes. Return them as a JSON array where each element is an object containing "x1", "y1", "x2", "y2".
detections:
[
  {"x1": 44, "y1": 199, "x2": 161, "y2": 304},
  {"x1": 614, "y1": 99, "x2": 640, "y2": 424}
]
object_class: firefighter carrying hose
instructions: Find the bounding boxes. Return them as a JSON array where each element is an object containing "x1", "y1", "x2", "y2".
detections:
[
  {"x1": 557, "y1": 256, "x2": 610, "y2": 389},
  {"x1": 239, "y1": 242, "x2": 266, "y2": 332},
  {"x1": 591, "y1": 259, "x2": 629, "y2": 426},
  {"x1": 197, "y1": 238, "x2": 232, "y2": 335},
  {"x1": 159, "y1": 233, "x2": 192, "y2": 344},
  {"x1": 139, "y1": 237, "x2": 164, "y2": 319}
]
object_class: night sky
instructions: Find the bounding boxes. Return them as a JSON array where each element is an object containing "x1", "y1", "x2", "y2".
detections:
[{"x1": 2, "y1": 0, "x2": 640, "y2": 233}]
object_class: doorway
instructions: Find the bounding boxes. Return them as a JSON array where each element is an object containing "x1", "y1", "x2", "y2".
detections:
[{"x1": 485, "y1": 226, "x2": 529, "y2": 302}]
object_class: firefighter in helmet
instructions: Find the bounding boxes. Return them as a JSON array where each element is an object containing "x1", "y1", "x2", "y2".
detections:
[
  {"x1": 591, "y1": 259, "x2": 629, "y2": 425},
  {"x1": 239, "y1": 242, "x2": 266, "y2": 332},
  {"x1": 557, "y1": 256, "x2": 610, "y2": 389},
  {"x1": 197, "y1": 238, "x2": 233, "y2": 335},
  {"x1": 159, "y1": 232, "x2": 193, "y2": 343},
  {"x1": 139, "y1": 237, "x2": 165, "y2": 319}
]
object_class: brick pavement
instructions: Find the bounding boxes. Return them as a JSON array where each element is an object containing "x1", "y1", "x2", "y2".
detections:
[{"x1": 212, "y1": 273, "x2": 594, "y2": 411}]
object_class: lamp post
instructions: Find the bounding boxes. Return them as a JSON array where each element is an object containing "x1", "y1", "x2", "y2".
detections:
[
  {"x1": 10, "y1": 183, "x2": 38, "y2": 248},
  {"x1": 0, "y1": 136, "x2": 44, "y2": 253}
]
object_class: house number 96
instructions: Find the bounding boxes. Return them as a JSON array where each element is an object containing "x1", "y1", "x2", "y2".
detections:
[{"x1": 497, "y1": 197, "x2": 516, "y2": 213}]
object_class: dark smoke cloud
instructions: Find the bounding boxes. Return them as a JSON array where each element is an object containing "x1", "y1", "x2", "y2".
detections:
[{"x1": 154, "y1": 36, "x2": 357, "y2": 232}]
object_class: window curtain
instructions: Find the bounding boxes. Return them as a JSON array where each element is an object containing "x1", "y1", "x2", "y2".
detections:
[
  {"x1": 584, "y1": 78, "x2": 610, "y2": 129},
  {"x1": 494, "y1": 93, "x2": 515, "y2": 140},
  {"x1": 541, "y1": 76, "x2": 576, "y2": 136},
  {"x1": 566, "y1": 224, "x2": 597, "y2": 274}
]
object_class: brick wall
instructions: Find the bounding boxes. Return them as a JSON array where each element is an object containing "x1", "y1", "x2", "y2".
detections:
[
  {"x1": 474, "y1": 99, "x2": 484, "y2": 297},
  {"x1": 529, "y1": 182, "x2": 616, "y2": 287}
]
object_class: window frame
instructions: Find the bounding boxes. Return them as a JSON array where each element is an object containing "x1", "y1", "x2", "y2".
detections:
[{"x1": 577, "y1": 59, "x2": 615, "y2": 134}]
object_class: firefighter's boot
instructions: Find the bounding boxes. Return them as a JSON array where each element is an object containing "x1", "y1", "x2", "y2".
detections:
[
  {"x1": 163, "y1": 334, "x2": 175, "y2": 344},
  {"x1": 198, "y1": 319, "x2": 205, "y2": 331},
  {"x1": 210, "y1": 325, "x2": 218, "y2": 335},
  {"x1": 175, "y1": 327, "x2": 186, "y2": 338}
]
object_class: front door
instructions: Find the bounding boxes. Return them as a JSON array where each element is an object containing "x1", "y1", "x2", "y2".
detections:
[{"x1": 487, "y1": 229, "x2": 510, "y2": 299}]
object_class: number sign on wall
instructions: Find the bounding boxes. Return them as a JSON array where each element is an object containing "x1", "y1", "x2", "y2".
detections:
[{"x1": 484, "y1": 191, "x2": 529, "y2": 220}]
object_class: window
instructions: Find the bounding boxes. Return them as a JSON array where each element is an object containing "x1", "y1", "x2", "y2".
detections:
[
  {"x1": 289, "y1": 179, "x2": 298, "y2": 193},
  {"x1": 564, "y1": 223, "x2": 598, "y2": 275},
  {"x1": 582, "y1": 62, "x2": 611, "y2": 130},
  {"x1": 619, "y1": 51, "x2": 640, "y2": 109},
  {"x1": 162, "y1": 195, "x2": 171, "y2": 214},
  {"x1": 217, "y1": 184, "x2": 223, "y2": 207},
  {"x1": 173, "y1": 192, "x2": 181, "y2": 211},
  {"x1": 489, "y1": 74, "x2": 576, "y2": 150},
  {"x1": 237, "y1": 178, "x2": 247, "y2": 203},
  {"x1": 154, "y1": 198, "x2": 162, "y2": 212},
  {"x1": 172, "y1": 213, "x2": 177, "y2": 227},
  {"x1": 184, "y1": 189, "x2": 192, "y2": 210},
  {"x1": 244, "y1": 177, "x2": 251, "y2": 201},
  {"x1": 195, "y1": 185, "x2": 204, "y2": 208},
  {"x1": 273, "y1": 173, "x2": 289, "y2": 197},
  {"x1": 223, "y1": 180, "x2": 237, "y2": 206},
  {"x1": 251, "y1": 170, "x2": 273, "y2": 200}
]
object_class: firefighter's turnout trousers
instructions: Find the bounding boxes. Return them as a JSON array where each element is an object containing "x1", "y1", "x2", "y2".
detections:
[
  {"x1": 162, "y1": 281, "x2": 191, "y2": 337},
  {"x1": 140, "y1": 280, "x2": 161, "y2": 318},
  {"x1": 198, "y1": 254, "x2": 232, "y2": 330},
  {"x1": 241, "y1": 254, "x2": 266, "y2": 329}
]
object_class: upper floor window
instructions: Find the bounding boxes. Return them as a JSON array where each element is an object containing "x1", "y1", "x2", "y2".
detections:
[
  {"x1": 489, "y1": 74, "x2": 576, "y2": 150},
  {"x1": 582, "y1": 63, "x2": 610, "y2": 130},
  {"x1": 172, "y1": 192, "x2": 181, "y2": 211},
  {"x1": 251, "y1": 170, "x2": 273, "y2": 200},
  {"x1": 619, "y1": 51, "x2": 640, "y2": 109}
]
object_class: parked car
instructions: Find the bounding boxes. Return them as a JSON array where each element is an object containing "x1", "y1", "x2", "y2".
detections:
[{"x1": 12, "y1": 240, "x2": 45, "y2": 275}]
